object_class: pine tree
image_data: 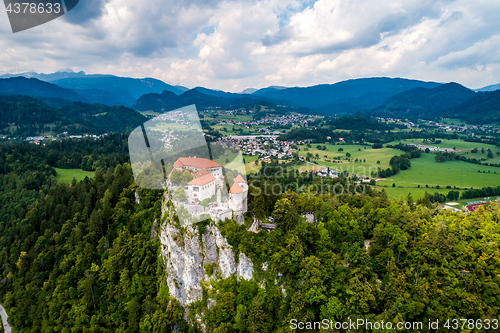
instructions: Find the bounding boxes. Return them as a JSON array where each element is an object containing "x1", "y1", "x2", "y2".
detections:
[{"x1": 247, "y1": 297, "x2": 268, "y2": 333}]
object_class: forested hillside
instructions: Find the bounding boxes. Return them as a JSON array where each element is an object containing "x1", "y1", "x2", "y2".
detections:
[
  {"x1": 252, "y1": 77, "x2": 441, "y2": 115},
  {"x1": 0, "y1": 95, "x2": 97, "y2": 137},
  {"x1": 0, "y1": 95, "x2": 147, "y2": 137},
  {"x1": 0, "y1": 136, "x2": 177, "y2": 332},
  {"x1": 59, "y1": 102, "x2": 147, "y2": 133},
  {"x1": 0, "y1": 136, "x2": 499, "y2": 332},
  {"x1": 445, "y1": 89, "x2": 500, "y2": 124},
  {"x1": 370, "y1": 82, "x2": 476, "y2": 119},
  {"x1": 132, "y1": 89, "x2": 267, "y2": 112}
]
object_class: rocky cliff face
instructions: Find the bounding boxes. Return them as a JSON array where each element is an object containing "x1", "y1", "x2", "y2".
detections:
[{"x1": 160, "y1": 197, "x2": 254, "y2": 307}]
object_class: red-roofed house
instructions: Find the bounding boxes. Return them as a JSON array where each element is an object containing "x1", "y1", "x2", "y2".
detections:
[
  {"x1": 173, "y1": 157, "x2": 223, "y2": 178},
  {"x1": 169, "y1": 157, "x2": 248, "y2": 223},
  {"x1": 172, "y1": 157, "x2": 224, "y2": 203}
]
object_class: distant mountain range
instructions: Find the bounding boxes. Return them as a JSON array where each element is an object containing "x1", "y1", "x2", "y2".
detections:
[
  {"x1": 51, "y1": 76, "x2": 186, "y2": 107},
  {"x1": 132, "y1": 89, "x2": 266, "y2": 112},
  {"x1": 252, "y1": 78, "x2": 443, "y2": 114},
  {"x1": 0, "y1": 70, "x2": 187, "y2": 107},
  {"x1": 475, "y1": 83, "x2": 500, "y2": 92},
  {"x1": 133, "y1": 78, "x2": 449, "y2": 114},
  {"x1": 0, "y1": 77, "x2": 89, "y2": 102},
  {"x1": 0, "y1": 70, "x2": 88, "y2": 81},
  {"x1": 241, "y1": 88, "x2": 258, "y2": 94},
  {"x1": 2, "y1": 70, "x2": 500, "y2": 126}
]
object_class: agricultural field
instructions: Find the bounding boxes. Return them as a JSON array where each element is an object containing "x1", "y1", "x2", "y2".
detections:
[
  {"x1": 377, "y1": 153, "x2": 500, "y2": 189},
  {"x1": 455, "y1": 147, "x2": 500, "y2": 165},
  {"x1": 55, "y1": 168, "x2": 94, "y2": 183},
  {"x1": 138, "y1": 111, "x2": 163, "y2": 117},
  {"x1": 212, "y1": 125, "x2": 262, "y2": 135},
  {"x1": 217, "y1": 152, "x2": 261, "y2": 174},
  {"x1": 374, "y1": 185, "x2": 456, "y2": 200},
  {"x1": 387, "y1": 138, "x2": 496, "y2": 150},
  {"x1": 295, "y1": 140, "x2": 500, "y2": 200},
  {"x1": 297, "y1": 143, "x2": 402, "y2": 177},
  {"x1": 213, "y1": 125, "x2": 246, "y2": 134},
  {"x1": 215, "y1": 115, "x2": 253, "y2": 122}
]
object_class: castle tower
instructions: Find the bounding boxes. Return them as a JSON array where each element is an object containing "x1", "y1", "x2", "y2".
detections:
[{"x1": 229, "y1": 175, "x2": 248, "y2": 225}]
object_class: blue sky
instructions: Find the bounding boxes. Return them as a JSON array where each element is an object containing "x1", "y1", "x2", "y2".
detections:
[{"x1": 1, "y1": 0, "x2": 500, "y2": 92}]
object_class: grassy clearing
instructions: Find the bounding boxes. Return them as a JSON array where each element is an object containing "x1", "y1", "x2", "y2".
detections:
[
  {"x1": 138, "y1": 111, "x2": 162, "y2": 116},
  {"x1": 214, "y1": 150, "x2": 241, "y2": 165},
  {"x1": 55, "y1": 168, "x2": 94, "y2": 183},
  {"x1": 387, "y1": 138, "x2": 497, "y2": 150},
  {"x1": 216, "y1": 115, "x2": 253, "y2": 122},
  {"x1": 456, "y1": 148, "x2": 500, "y2": 165},
  {"x1": 298, "y1": 144, "x2": 402, "y2": 176},
  {"x1": 213, "y1": 125, "x2": 253, "y2": 135},
  {"x1": 220, "y1": 153, "x2": 260, "y2": 174},
  {"x1": 377, "y1": 153, "x2": 500, "y2": 189},
  {"x1": 375, "y1": 186, "x2": 456, "y2": 200}
]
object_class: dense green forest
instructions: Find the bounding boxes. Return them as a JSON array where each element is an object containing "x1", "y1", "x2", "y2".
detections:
[
  {"x1": 182, "y1": 161, "x2": 500, "y2": 332},
  {"x1": 446, "y1": 90, "x2": 500, "y2": 124},
  {"x1": 368, "y1": 83, "x2": 476, "y2": 119},
  {"x1": 58, "y1": 102, "x2": 147, "y2": 133},
  {"x1": 0, "y1": 136, "x2": 183, "y2": 332},
  {"x1": 0, "y1": 137, "x2": 499, "y2": 332},
  {"x1": 0, "y1": 95, "x2": 146, "y2": 137}
]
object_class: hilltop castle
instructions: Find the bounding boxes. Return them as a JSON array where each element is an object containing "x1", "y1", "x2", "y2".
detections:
[{"x1": 169, "y1": 157, "x2": 247, "y2": 224}]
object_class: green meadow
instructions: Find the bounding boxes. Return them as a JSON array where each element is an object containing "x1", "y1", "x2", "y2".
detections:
[
  {"x1": 298, "y1": 144, "x2": 402, "y2": 176},
  {"x1": 377, "y1": 153, "x2": 500, "y2": 189},
  {"x1": 216, "y1": 151, "x2": 260, "y2": 174},
  {"x1": 375, "y1": 185, "x2": 457, "y2": 200},
  {"x1": 456, "y1": 148, "x2": 500, "y2": 165},
  {"x1": 387, "y1": 138, "x2": 496, "y2": 150},
  {"x1": 55, "y1": 168, "x2": 95, "y2": 183}
]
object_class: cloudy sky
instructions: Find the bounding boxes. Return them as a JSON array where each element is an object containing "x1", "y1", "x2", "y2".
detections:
[{"x1": 1, "y1": 0, "x2": 500, "y2": 92}]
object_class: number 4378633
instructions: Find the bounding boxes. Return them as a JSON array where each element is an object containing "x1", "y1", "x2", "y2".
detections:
[{"x1": 6, "y1": 2, "x2": 62, "y2": 14}]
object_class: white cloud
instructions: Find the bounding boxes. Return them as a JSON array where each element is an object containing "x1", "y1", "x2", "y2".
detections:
[{"x1": 0, "y1": 0, "x2": 500, "y2": 91}]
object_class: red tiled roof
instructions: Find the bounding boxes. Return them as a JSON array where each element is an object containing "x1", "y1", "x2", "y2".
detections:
[
  {"x1": 229, "y1": 182, "x2": 243, "y2": 194},
  {"x1": 173, "y1": 157, "x2": 222, "y2": 169},
  {"x1": 189, "y1": 172, "x2": 216, "y2": 186},
  {"x1": 194, "y1": 169, "x2": 211, "y2": 177},
  {"x1": 234, "y1": 175, "x2": 246, "y2": 183}
]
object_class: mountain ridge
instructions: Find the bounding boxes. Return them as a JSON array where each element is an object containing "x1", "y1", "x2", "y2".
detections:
[
  {"x1": 252, "y1": 77, "x2": 443, "y2": 114},
  {"x1": 475, "y1": 83, "x2": 500, "y2": 92},
  {"x1": 0, "y1": 77, "x2": 89, "y2": 102}
]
